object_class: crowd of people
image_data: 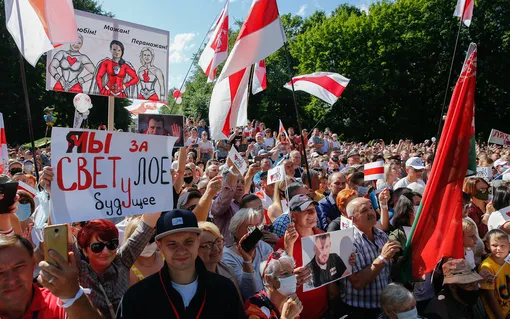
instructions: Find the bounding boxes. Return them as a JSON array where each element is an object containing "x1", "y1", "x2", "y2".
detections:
[{"x1": 1, "y1": 117, "x2": 510, "y2": 319}]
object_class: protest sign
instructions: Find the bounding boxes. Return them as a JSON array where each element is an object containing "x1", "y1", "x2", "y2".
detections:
[
  {"x1": 50, "y1": 128, "x2": 177, "y2": 224},
  {"x1": 364, "y1": 161, "x2": 384, "y2": 181},
  {"x1": 499, "y1": 206, "x2": 510, "y2": 221},
  {"x1": 46, "y1": 10, "x2": 169, "y2": 102},
  {"x1": 267, "y1": 165, "x2": 285, "y2": 185},
  {"x1": 488, "y1": 129, "x2": 510, "y2": 146},
  {"x1": 301, "y1": 229, "x2": 354, "y2": 292},
  {"x1": 137, "y1": 114, "x2": 184, "y2": 147},
  {"x1": 476, "y1": 166, "x2": 493, "y2": 182},
  {"x1": 340, "y1": 216, "x2": 353, "y2": 230},
  {"x1": 228, "y1": 147, "x2": 247, "y2": 175}
]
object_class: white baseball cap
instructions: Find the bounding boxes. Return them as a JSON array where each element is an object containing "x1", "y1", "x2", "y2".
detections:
[
  {"x1": 494, "y1": 159, "x2": 508, "y2": 168},
  {"x1": 406, "y1": 157, "x2": 425, "y2": 170}
]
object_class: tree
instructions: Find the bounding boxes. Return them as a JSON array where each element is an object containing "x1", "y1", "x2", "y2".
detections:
[{"x1": 0, "y1": 0, "x2": 131, "y2": 145}]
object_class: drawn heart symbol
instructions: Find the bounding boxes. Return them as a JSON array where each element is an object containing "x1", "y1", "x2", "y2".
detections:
[
  {"x1": 67, "y1": 56, "x2": 77, "y2": 66},
  {"x1": 506, "y1": 212, "x2": 510, "y2": 217}
]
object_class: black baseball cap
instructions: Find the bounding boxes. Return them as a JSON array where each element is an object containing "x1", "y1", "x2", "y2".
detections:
[
  {"x1": 289, "y1": 194, "x2": 317, "y2": 212},
  {"x1": 155, "y1": 209, "x2": 202, "y2": 241}
]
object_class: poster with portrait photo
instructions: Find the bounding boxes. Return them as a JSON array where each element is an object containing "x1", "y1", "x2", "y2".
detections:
[
  {"x1": 301, "y1": 229, "x2": 354, "y2": 292},
  {"x1": 137, "y1": 114, "x2": 184, "y2": 147}
]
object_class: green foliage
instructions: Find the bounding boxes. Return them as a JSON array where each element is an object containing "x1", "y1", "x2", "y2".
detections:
[
  {"x1": 0, "y1": 0, "x2": 131, "y2": 145},
  {"x1": 182, "y1": 0, "x2": 509, "y2": 141}
]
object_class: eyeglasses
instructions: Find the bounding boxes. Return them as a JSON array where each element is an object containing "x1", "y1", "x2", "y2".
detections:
[
  {"x1": 199, "y1": 237, "x2": 224, "y2": 250},
  {"x1": 89, "y1": 239, "x2": 119, "y2": 253}
]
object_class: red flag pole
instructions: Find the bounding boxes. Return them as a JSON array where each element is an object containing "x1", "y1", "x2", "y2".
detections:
[{"x1": 433, "y1": 14, "x2": 465, "y2": 155}]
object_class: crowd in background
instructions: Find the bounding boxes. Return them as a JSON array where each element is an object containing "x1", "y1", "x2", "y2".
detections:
[{"x1": 1, "y1": 117, "x2": 510, "y2": 319}]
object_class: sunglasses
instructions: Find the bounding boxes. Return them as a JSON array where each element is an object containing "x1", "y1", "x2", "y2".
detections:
[{"x1": 90, "y1": 239, "x2": 119, "y2": 253}]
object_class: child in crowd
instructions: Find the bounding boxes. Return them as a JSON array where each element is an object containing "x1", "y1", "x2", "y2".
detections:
[
  {"x1": 463, "y1": 218, "x2": 479, "y2": 269},
  {"x1": 479, "y1": 229, "x2": 510, "y2": 319}
]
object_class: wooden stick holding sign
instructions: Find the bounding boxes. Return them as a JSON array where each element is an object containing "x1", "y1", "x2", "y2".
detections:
[{"x1": 108, "y1": 96, "x2": 115, "y2": 131}]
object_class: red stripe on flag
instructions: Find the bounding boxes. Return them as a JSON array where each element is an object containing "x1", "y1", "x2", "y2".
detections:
[
  {"x1": 464, "y1": 0, "x2": 473, "y2": 16},
  {"x1": 364, "y1": 167, "x2": 384, "y2": 176},
  {"x1": 222, "y1": 69, "x2": 247, "y2": 137},
  {"x1": 238, "y1": 0, "x2": 279, "y2": 40},
  {"x1": 29, "y1": 0, "x2": 50, "y2": 38},
  {"x1": 0, "y1": 128, "x2": 6, "y2": 144},
  {"x1": 292, "y1": 76, "x2": 346, "y2": 97}
]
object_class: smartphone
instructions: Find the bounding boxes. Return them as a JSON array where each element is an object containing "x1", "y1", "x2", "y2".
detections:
[
  {"x1": 43, "y1": 224, "x2": 69, "y2": 267},
  {"x1": 241, "y1": 227, "x2": 263, "y2": 252},
  {"x1": 0, "y1": 181, "x2": 19, "y2": 213}
]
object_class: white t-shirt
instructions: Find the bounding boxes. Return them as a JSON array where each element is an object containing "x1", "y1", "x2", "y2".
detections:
[
  {"x1": 198, "y1": 140, "x2": 213, "y2": 153},
  {"x1": 393, "y1": 177, "x2": 425, "y2": 190},
  {"x1": 172, "y1": 278, "x2": 198, "y2": 307},
  {"x1": 264, "y1": 137, "x2": 275, "y2": 149}
]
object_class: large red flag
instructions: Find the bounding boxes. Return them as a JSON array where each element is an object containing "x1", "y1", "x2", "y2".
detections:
[
  {"x1": 402, "y1": 43, "x2": 477, "y2": 280},
  {"x1": 0, "y1": 113, "x2": 8, "y2": 174}
]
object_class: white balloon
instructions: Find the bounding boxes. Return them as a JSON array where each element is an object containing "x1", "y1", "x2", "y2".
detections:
[
  {"x1": 176, "y1": 97, "x2": 183, "y2": 105},
  {"x1": 73, "y1": 93, "x2": 92, "y2": 113},
  {"x1": 431, "y1": 137, "x2": 437, "y2": 142}
]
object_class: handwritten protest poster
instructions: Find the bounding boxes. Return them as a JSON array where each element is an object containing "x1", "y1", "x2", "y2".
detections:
[
  {"x1": 228, "y1": 147, "x2": 247, "y2": 175},
  {"x1": 301, "y1": 229, "x2": 354, "y2": 292},
  {"x1": 50, "y1": 128, "x2": 177, "y2": 224},
  {"x1": 488, "y1": 129, "x2": 510, "y2": 146}
]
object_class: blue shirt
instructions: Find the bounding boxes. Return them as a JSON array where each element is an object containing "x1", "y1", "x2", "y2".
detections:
[
  {"x1": 273, "y1": 214, "x2": 291, "y2": 238},
  {"x1": 316, "y1": 194, "x2": 341, "y2": 230}
]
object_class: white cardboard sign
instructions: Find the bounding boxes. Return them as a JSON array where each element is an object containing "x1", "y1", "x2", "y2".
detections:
[
  {"x1": 50, "y1": 128, "x2": 177, "y2": 223},
  {"x1": 267, "y1": 165, "x2": 285, "y2": 185},
  {"x1": 488, "y1": 129, "x2": 510, "y2": 146},
  {"x1": 228, "y1": 147, "x2": 247, "y2": 175}
]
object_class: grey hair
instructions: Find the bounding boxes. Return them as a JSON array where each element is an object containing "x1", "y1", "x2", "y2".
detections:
[
  {"x1": 229, "y1": 208, "x2": 262, "y2": 242},
  {"x1": 260, "y1": 254, "x2": 296, "y2": 284},
  {"x1": 380, "y1": 283, "x2": 415, "y2": 313}
]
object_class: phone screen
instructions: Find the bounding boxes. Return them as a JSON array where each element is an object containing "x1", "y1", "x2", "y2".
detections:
[{"x1": 241, "y1": 228, "x2": 263, "y2": 252}]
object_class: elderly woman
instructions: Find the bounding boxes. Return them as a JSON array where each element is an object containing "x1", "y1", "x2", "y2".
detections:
[
  {"x1": 245, "y1": 250, "x2": 303, "y2": 319},
  {"x1": 463, "y1": 177, "x2": 490, "y2": 238},
  {"x1": 222, "y1": 208, "x2": 273, "y2": 301},
  {"x1": 124, "y1": 217, "x2": 164, "y2": 286},
  {"x1": 378, "y1": 283, "x2": 424, "y2": 319},
  {"x1": 198, "y1": 221, "x2": 241, "y2": 299}
]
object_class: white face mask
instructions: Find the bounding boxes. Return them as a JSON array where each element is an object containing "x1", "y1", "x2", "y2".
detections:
[
  {"x1": 140, "y1": 242, "x2": 157, "y2": 257},
  {"x1": 277, "y1": 275, "x2": 297, "y2": 296},
  {"x1": 394, "y1": 307, "x2": 418, "y2": 319}
]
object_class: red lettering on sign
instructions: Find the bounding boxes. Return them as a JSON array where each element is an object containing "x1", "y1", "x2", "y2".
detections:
[
  {"x1": 121, "y1": 177, "x2": 131, "y2": 208},
  {"x1": 57, "y1": 157, "x2": 77, "y2": 191},
  {"x1": 93, "y1": 157, "x2": 107, "y2": 189},
  {"x1": 109, "y1": 156, "x2": 121, "y2": 188},
  {"x1": 77, "y1": 157, "x2": 92, "y2": 190}
]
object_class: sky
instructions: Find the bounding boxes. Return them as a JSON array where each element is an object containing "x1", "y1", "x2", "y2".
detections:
[{"x1": 100, "y1": 0, "x2": 374, "y2": 91}]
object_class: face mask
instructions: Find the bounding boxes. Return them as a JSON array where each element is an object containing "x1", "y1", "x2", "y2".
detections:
[
  {"x1": 357, "y1": 186, "x2": 369, "y2": 196},
  {"x1": 321, "y1": 162, "x2": 329, "y2": 169},
  {"x1": 277, "y1": 275, "x2": 297, "y2": 296},
  {"x1": 9, "y1": 168, "x2": 22, "y2": 175},
  {"x1": 183, "y1": 176, "x2": 194, "y2": 184},
  {"x1": 499, "y1": 165, "x2": 510, "y2": 174},
  {"x1": 474, "y1": 190, "x2": 489, "y2": 201},
  {"x1": 456, "y1": 286, "x2": 480, "y2": 305},
  {"x1": 16, "y1": 203, "x2": 32, "y2": 221},
  {"x1": 24, "y1": 164, "x2": 33, "y2": 172},
  {"x1": 393, "y1": 307, "x2": 418, "y2": 319},
  {"x1": 140, "y1": 242, "x2": 157, "y2": 257}
]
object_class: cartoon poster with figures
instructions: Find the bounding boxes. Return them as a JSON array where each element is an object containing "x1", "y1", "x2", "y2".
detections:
[
  {"x1": 50, "y1": 128, "x2": 177, "y2": 224},
  {"x1": 46, "y1": 10, "x2": 169, "y2": 102}
]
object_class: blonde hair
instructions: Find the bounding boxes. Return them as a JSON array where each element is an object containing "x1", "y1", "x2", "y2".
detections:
[
  {"x1": 462, "y1": 218, "x2": 476, "y2": 233},
  {"x1": 139, "y1": 47, "x2": 154, "y2": 65},
  {"x1": 124, "y1": 216, "x2": 142, "y2": 243},
  {"x1": 198, "y1": 221, "x2": 222, "y2": 239},
  {"x1": 485, "y1": 229, "x2": 509, "y2": 244}
]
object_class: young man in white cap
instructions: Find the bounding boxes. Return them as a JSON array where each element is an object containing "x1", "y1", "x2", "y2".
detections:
[
  {"x1": 493, "y1": 158, "x2": 509, "y2": 180},
  {"x1": 393, "y1": 157, "x2": 426, "y2": 190},
  {"x1": 116, "y1": 209, "x2": 246, "y2": 319}
]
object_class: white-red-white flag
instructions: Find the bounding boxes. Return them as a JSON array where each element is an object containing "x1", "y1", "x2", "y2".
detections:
[
  {"x1": 18, "y1": 181, "x2": 37, "y2": 197},
  {"x1": 279, "y1": 119, "x2": 289, "y2": 140},
  {"x1": 252, "y1": 60, "x2": 267, "y2": 95},
  {"x1": 209, "y1": 68, "x2": 251, "y2": 139},
  {"x1": 284, "y1": 72, "x2": 350, "y2": 106},
  {"x1": 5, "y1": 0, "x2": 79, "y2": 67},
  {"x1": 454, "y1": 0, "x2": 474, "y2": 27},
  {"x1": 0, "y1": 113, "x2": 8, "y2": 174},
  {"x1": 199, "y1": 0, "x2": 229, "y2": 82},
  {"x1": 364, "y1": 161, "x2": 385, "y2": 181},
  {"x1": 217, "y1": 0, "x2": 286, "y2": 82}
]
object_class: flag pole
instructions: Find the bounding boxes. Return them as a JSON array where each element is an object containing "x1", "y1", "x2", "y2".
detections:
[
  {"x1": 18, "y1": 52, "x2": 40, "y2": 182},
  {"x1": 433, "y1": 18, "x2": 464, "y2": 155},
  {"x1": 282, "y1": 42, "x2": 312, "y2": 188}
]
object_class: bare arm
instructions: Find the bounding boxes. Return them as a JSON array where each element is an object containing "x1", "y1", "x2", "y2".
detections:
[
  {"x1": 155, "y1": 68, "x2": 165, "y2": 98},
  {"x1": 482, "y1": 290, "x2": 505, "y2": 319},
  {"x1": 193, "y1": 176, "x2": 222, "y2": 221},
  {"x1": 173, "y1": 147, "x2": 187, "y2": 193},
  {"x1": 48, "y1": 51, "x2": 64, "y2": 80}
]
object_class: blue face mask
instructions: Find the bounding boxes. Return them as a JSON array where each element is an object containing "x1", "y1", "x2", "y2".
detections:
[
  {"x1": 357, "y1": 186, "x2": 369, "y2": 196},
  {"x1": 394, "y1": 307, "x2": 418, "y2": 319},
  {"x1": 16, "y1": 203, "x2": 32, "y2": 221}
]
